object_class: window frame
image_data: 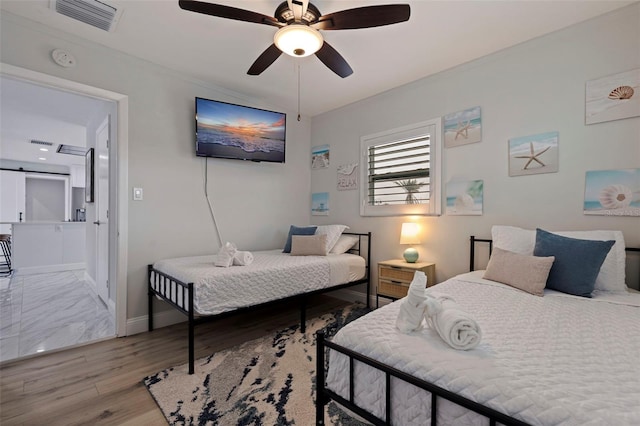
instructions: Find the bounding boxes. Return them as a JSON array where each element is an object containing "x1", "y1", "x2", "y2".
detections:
[{"x1": 359, "y1": 118, "x2": 442, "y2": 217}]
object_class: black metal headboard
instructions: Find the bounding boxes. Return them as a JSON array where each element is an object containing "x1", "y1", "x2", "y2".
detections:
[{"x1": 470, "y1": 236, "x2": 640, "y2": 288}]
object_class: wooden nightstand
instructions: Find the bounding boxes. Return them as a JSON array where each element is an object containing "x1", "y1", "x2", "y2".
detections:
[{"x1": 377, "y1": 259, "x2": 436, "y2": 307}]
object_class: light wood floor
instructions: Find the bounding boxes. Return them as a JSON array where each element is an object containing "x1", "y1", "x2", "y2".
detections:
[{"x1": 0, "y1": 295, "x2": 349, "y2": 426}]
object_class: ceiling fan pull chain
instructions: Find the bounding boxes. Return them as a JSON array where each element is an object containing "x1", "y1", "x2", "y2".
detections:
[{"x1": 297, "y1": 64, "x2": 301, "y2": 121}]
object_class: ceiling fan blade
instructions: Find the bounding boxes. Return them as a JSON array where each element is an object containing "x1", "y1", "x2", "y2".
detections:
[
  {"x1": 315, "y1": 42, "x2": 353, "y2": 78},
  {"x1": 247, "y1": 44, "x2": 283, "y2": 75},
  {"x1": 311, "y1": 4, "x2": 410, "y2": 30},
  {"x1": 179, "y1": 0, "x2": 282, "y2": 28}
]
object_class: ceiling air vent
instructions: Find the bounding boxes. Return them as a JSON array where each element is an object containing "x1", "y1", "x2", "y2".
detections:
[
  {"x1": 57, "y1": 144, "x2": 88, "y2": 156},
  {"x1": 30, "y1": 140, "x2": 55, "y2": 146},
  {"x1": 50, "y1": 0, "x2": 122, "y2": 32}
]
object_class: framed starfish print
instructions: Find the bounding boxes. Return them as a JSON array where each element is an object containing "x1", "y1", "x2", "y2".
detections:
[
  {"x1": 508, "y1": 131, "x2": 559, "y2": 177},
  {"x1": 443, "y1": 106, "x2": 482, "y2": 148}
]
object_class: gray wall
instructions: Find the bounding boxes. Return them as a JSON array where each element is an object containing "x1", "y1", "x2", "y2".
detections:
[
  {"x1": 310, "y1": 4, "x2": 640, "y2": 290},
  {"x1": 1, "y1": 12, "x2": 312, "y2": 321},
  {"x1": 25, "y1": 177, "x2": 65, "y2": 221}
]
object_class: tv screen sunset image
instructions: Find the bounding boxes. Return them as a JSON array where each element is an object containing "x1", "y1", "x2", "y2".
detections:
[{"x1": 196, "y1": 98, "x2": 286, "y2": 163}]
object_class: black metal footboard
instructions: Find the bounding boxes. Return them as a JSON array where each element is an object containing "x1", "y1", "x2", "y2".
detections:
[
  {"x1": 147, "y1": 265, "x2": 196, "y2": 372},
  {"x1": 148, "y1": 231, "x2": 371, "y2": 375},
  {"x1": 315, "y1": 330, "x2": 530, "y2": 426}
]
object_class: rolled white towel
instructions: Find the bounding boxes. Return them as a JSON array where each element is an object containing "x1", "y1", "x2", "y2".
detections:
[
  {"x1": 424, "y1": 295, "x2": 482, "y2": 350},
  {"x1": 214, "y1": 242, "x2": 237, "y2": 268},
  {"x1": 395, "y1": 271, "x2": 433, "y2": 333},
  {"x1": 233, "y1": 250, "x2": 254, "y2": 266}
]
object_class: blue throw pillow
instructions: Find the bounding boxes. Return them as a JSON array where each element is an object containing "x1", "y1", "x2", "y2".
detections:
[
  {"x1": 283, "y1": 225, "x2": 317, "y2": 253},
  {"x1": 533, "y1": 228, "x2": 614, "y2": 297}
]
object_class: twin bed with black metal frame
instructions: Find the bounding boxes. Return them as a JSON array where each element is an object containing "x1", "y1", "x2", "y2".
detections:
[
  {"x1": 316, "y1": 236, "x2": 640, "y2": 426},
  {"x1": 148, "y1": 231, "x2": 371, "y2": 375}
]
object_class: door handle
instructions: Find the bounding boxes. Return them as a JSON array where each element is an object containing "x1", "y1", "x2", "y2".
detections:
[{"x1": 93, "y1": 220, "x2": 101, "y2": 225}]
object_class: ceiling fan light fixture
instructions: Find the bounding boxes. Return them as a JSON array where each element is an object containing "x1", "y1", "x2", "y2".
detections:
[{"x1": 274, "y1": 24, "x2": 323, "y2": 58}]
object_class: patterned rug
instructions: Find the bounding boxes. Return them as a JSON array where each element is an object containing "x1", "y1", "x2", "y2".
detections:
[{"x1": 143, "y1": 303, "x2": 371, "y2": 425}]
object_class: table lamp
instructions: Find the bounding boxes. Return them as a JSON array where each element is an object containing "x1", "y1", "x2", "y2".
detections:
[{"x1": 400, "y1": 222, "x2": 420, "y2": 263}]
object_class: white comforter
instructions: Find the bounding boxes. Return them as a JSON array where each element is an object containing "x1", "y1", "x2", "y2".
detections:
[
  {"x1": 153, "y1": 250, "x2": 364, "y2": 316},
  {"x1": 327, "y1": 272, "x2": 640, "y2": 426}
]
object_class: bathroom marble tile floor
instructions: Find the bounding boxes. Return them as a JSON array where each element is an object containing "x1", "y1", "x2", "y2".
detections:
[{"x1": 0, "y1": 270, "x2": 115, "y2": 363}]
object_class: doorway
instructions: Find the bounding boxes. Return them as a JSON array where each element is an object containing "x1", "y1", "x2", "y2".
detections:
[{"x1": 0, "y1": 63, "x2": 129, "y2": 351}]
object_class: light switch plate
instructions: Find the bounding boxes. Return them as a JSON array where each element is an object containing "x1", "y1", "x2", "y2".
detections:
[{"x1": 133, "y1": 187, "x2": 143, "y2": 201}]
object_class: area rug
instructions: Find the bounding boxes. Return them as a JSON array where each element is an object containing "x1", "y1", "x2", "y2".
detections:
[{"x1": 143, "y1": 303, "x2": 371, "y2": 425}]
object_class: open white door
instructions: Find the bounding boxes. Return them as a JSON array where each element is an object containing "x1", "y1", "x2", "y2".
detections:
[{"x1": 95, "y1": 117, "x2": 110, "y2": 305}]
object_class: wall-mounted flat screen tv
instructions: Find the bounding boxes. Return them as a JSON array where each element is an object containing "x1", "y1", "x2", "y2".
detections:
[{"x1": 195, "y1": 97, "x2": 286, "y2": 163}]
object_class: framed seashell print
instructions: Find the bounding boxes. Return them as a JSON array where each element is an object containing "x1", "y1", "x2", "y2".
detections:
[
  {"x1": 584, "y1": 168, "x2": 640, "y2": 216},
  {"x1": 446, "y1": 179, "x2": 483, "y2": 215},
  {"x1": 585, "y1": 68, "x2": 640, "y2": 125}
]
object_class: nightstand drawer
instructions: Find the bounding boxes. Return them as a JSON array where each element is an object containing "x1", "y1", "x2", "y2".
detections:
[
  {"x1": 379, "y1": 267, "x2": 414, "y2": 282},
  {"x1": 378, "y1": 280, "x2": 409, "y2": 299}
]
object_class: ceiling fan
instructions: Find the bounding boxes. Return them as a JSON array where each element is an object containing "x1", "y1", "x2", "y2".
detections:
[{"x1": 178, "y1": 0, "x2": 411, "y2": 78}]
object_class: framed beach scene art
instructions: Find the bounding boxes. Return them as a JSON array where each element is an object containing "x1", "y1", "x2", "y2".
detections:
[
  {"x1": 444, "y1": 106, "x2": 482, "y2": 148},
  {"x1": 508, "y1": 131, "x2": 559, "y2": 177},
  {"x1": 446, "y1": 180, "x2": 483, "y2": 215},
  {"x1": 311, "y1": 192, "x2": 329, "y2": 216},
  {"x1": 311, "y1": 144, "x2": 330, "y2": 169},
  {"x1": 584, "y1": 168, "x2": 640, "y2": 216},
  {"x1": 586, "y1": 68, "x2": 640, "y2": 125}
]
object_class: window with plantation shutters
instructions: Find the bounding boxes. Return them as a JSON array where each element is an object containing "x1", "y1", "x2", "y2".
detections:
[{"x1": 360, "y1": 118, "x2": 442, "y2": 216}]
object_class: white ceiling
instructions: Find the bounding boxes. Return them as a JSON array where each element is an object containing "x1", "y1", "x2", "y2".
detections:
[
  {"x1": 0, "y1": 76, "x2": 110, "y2": 167},
  {"x1": 1, "y1": 0, "x2": 635, "y2": 118}
]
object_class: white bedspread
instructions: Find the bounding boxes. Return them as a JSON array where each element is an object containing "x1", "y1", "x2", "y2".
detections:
[
  {"x1": 153, "y1": 250, "x2": 365, "y2": 316},
  {"x1": 327, "y1": 271, "x2": 640, "y2": 426}
]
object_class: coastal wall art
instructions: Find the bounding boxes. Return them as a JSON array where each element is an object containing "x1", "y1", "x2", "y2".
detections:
[
  {"x1": 443, "y1": 106, "x2": 482, "y2": 148},
  {"x1": 311, "y1": 144, "x2": 330, "y2": 169},
  {"x1": 446, "y1": 180, "x2": 483, "y2": 215},
  {"x1": 508, "y1": 131, "x2": 559, "y2": 177},
  {"x1": 584, "y1": 168, "x2": 640, "y2": 216},
  {"x1": 311, "y1": 192, "x2": 329, "y2": 216},
  {"x1": 337, "y1": 163, "x2": 358, "y2": 191},
  {"x1": 586, "y1": 68, "x2": 640, "y2": 125}
]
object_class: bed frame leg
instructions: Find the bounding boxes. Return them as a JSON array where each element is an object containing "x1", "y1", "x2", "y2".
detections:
[
  {"x1": 300, "y1": 296, "x2": 307, "y2": 333},
  {"x1": 188, "y1": 283, "x2": 195, "y2": 375},
  {"x1": 148, "y1": 265, "x2": 154, "y2": 331},
  {"x1": 315, "y1": 330, "x2": 326, "y2": 425}
]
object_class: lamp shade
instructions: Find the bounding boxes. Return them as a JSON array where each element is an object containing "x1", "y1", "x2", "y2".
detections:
[
  {"x1": 274, "y1": 24, "x2": 323, "y2": 58},
  {"x1": 399, "y1": 222, "x2": 420, "y2": 245}
]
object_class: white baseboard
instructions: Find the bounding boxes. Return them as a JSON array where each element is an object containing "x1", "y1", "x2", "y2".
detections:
[
  {"x1": 126, "y1": 308, "x2": 186, "y2": 335},
  {"x1": 14, "y1": 263, "x2": 85, "y2": 276}
]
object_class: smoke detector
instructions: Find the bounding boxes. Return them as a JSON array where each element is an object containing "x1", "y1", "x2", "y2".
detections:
[{"x1": 50, "y1": 0, "x2": 122, "y2": 32}]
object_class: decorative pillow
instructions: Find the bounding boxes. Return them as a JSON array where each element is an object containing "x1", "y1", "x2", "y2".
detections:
[
  {"x1": 483, "y1": 247, "x2": 554, "y2": 296},
  {"x1": 330, "y1": 235, "x2": 359, "y2": 254},
  {"x1": 315, "y1": 225, "x2": 349, "y2": 253},
  {"x1": 282, "y1": 225, "x2": 317, "y2": 253},
  {"x1": 492, "y1": 225, "x2": 627, "y2": 293},
  {"x1": 533, "y1": 228, "x2": 615, "y2": 298},
  {"x1": 290, "y1": 234, "x2": 328, "y2": 256}
]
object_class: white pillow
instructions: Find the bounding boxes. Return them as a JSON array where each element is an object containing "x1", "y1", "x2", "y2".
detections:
[
  {"x1": 315, "y1": 225, "x2": 349, "y2": 253},
  {"x1": 491, "y1": 225, "x2": 627, "y2": 293},
  {"x1": 330, "y1": 235, "x2": 359, "y2": 254}
]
